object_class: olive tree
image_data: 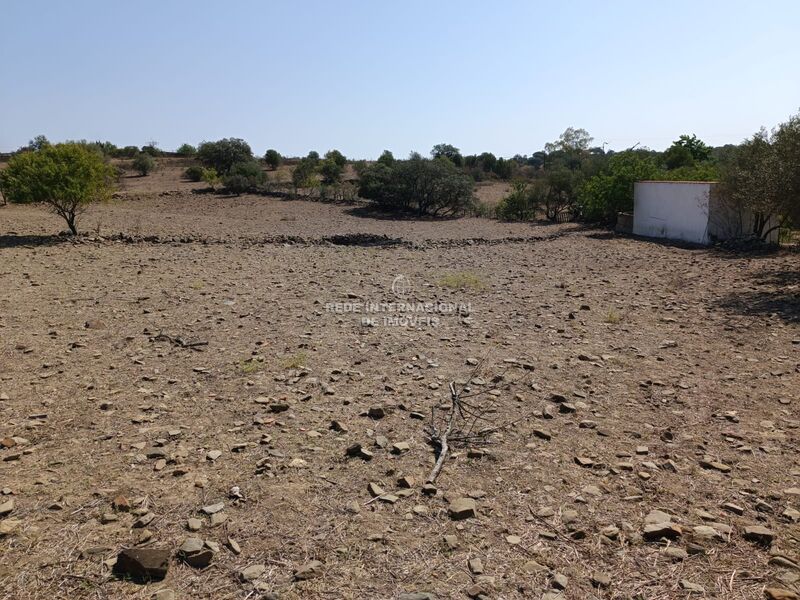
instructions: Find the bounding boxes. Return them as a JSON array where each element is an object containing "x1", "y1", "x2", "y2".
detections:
[
  {"x1": 292, "y1": 158, "x2": 318, "y2": 195},
  {"x1": 176, "y1": 143, "x2": 197, "y2": 156},
  {"x1": 717, "y1": 114, "x2": 800, "y2": 239},
  {"x1": 197, "y1": 138, "x2": 253, "y2": 174},
  {"x1": 133, "y1": 152, "x2": 156, "y2": 176},
  {"x1": 320, "y1": 149, "x2": 347, "y2": 184},
  {"x1": 358, "y1": 155, "x2": 473, "y2": 216},
  {"x1": 0, "y1": 143, "x2": 116, "y2": 234},
  {"x1": 264, "y1": 149, "x2": 282, "y2": 170},
  {"x1": 431, "y1": 143, "x2": 463, "y2": 167}
]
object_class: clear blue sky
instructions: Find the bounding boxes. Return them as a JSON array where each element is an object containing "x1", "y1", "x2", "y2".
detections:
[{"x1": 2, "y1": 0, "x2": 799, "y2": 158}]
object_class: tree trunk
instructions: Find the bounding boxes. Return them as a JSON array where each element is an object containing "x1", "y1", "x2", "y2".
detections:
[{"x1": 65, "y1": 212, "x2": 78, "y2": 235}]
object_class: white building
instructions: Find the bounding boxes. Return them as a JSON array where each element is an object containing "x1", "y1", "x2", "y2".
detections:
[{"x1": 632, "y1": 181, "x2": 778, "y2": 245}]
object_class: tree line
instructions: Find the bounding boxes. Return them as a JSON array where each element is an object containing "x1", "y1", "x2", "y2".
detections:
[{"x1": 1, "y1": 112, "x2": 798, "y2": 239}]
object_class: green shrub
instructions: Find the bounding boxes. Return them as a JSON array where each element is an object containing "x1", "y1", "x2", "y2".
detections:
[
  {"x1": 0, "y1": 142, "x2": 116, "y2": 234},
  {"x1": 496, "y1": 181, "x2": 537, "y2": 221},
  {"x1": 222, "y1": 161, "x2": 265, "y2": 194},
  {"x1": 325, "y1": 149, "x2": 347, "y2": 168},
  {"x1": 358, "y1": 155, "x2": 474, "y2": 216},
  {"x1": 132, "y1": 152, "x2": 156, "y2": 176},
  {"x1": 202, "y1": 168, "x2": 220, "y2": 190},
  {"x1": 377, "y1": 150, "x2": 395, "y2": 166},
  {"x1": 115, "y1": 145, "x2": 140, "y2": 158},
  {"x1": 431, "y1": 143, "x2": 463, "y2": 167},
  {"x1": 197, "y1": 138, "x2": 254, "y2": 174},
  {"x1": 471, "y1": 200, "x2": 495, "y2": 218},
  {"x1": 140, "y1": 144, "x2": 161, "y2": 157},
  {"x1": 320, "y1": 160, "x2": 343, "y2": 184},
  {"x1": 184, "y1": 165, "x2": 205, "y2": 181},
  {"x1": 176, "y1": 143, "x2": 197, "y2": 156},
  {"x1": 292, "y1": 158, "x2": 318, "y2": 191},
  {"x1": 264, "y1": 149, "x2": 282, "y2": 170},
  {"x1": 578, "y1": 152, "x2": 660, "y2": 223}
]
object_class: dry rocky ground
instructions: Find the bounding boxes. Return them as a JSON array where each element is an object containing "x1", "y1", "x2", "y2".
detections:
[{"x1": 0, "y1": 168, "x2": 799, "y2": 600}]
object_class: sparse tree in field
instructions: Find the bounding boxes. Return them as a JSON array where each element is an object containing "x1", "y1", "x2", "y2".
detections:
[
  {"x1": 325, "y1": 149, "x2": 347, "y2": 167},
  {"x1": 292, "y1": 158, "x2": 318, "y2": 195},
  {"x1": 0, "y1": 142, "x2": 115, "y2": 234},
  {"x1": 377, "y1": 150, "x2": 395, "y2": 166},
  {"x1": 320, "y1": 149, "x2": 347, "y2": 184},
  {"x1": 197, "y1": 138, "x2": 254, "y2": 174},
  {"x1": 141, "y1": 141, "x2": 161, "y2": 156},
  {"x1": 431, "y1": 143, "x2": 463, "y2": 167},
  {"x1": 358, "y1": 155, "x2": 474, "y2": 216},
  {"x1": 320, "y1": 159, "x2": 344, "y2": 185},
  {"x1": 176, "y1": 143, "x2": 197, "y2": 156},
  {"x1": 264, "y1": 149, "x2": 282, "y2": 170},
  {"x1": 132, "y1": 152, "x2": 156, "y2": 176},
  {"x1": 306, "y1": 150, "x2": 321, "y2": 165},
  {"x1": 544, "y1": 127, "x2": 593, "y2": 154}
]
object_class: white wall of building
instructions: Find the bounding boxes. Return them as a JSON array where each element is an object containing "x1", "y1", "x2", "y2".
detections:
[{"x1": 633, "y1": 181, "x2": 712, "y2": 244}]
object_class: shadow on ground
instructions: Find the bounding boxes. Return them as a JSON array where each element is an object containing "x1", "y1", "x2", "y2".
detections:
[
  {"x1": 344, "y1": 205, "x2": 462, "y2": 221},
  {"x1": 0, "y1": 233, "x2": 75, "y2": 249},
  {"x1": 715, "y1": 268, "x2": 800, "y2": 323}
]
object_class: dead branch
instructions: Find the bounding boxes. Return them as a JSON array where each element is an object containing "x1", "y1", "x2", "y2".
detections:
[
  {"x1": 150, "y1": 331, "x2": 208, "y2": 351},
  {"x1": 426, "y1": 382, "x2": 458, "y2": 483},
  {"x1": 424, "y1": 357, "x2": 533, "y2": 483}
]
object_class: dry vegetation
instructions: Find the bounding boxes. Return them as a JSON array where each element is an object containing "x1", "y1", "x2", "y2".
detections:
[{"x1": 0, "y1": 163, "x2": 798, "y2": 600}]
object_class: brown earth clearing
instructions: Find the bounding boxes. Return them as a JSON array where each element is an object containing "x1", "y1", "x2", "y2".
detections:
[{"x1": 0, "y1": 161, "x2": 799, "y2": 600}]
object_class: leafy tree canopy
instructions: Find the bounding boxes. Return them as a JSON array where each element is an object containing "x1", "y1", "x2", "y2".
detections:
[{"x1": 0, "y1": 142, "x2": 116, "y2": 234}]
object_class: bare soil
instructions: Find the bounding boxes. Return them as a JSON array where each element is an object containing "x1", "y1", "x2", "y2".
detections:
[{"x1": 0, "y1": 163, "x2": 798, "y2": 600}]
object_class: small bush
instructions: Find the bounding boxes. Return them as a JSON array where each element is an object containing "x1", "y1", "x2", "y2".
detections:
[
  {"x1": 292, "y1": 158, "x2": 319, "y2": 192},
  {"x1": 496, "y1": 181, "x2": 537, "y2": 221},
  {"x1": 132, "y1": 152, "x2": 156, "y2": 176},
  {"x1": 320, "y1": 158, "x2": 344, "y2": 184},
  {"x1": 176, "y1": 143, "x2": 197, "y2": 156},
  {"x1": 471, "y1": 200, "x2": 495, "y2": 218},
  {"x1": 202, "y1": 168, "x2": 220, "y2": 190},
  {"x1": 184, "y1": 165, "x2": 205, "y2": 182},
  {"x1": 222, "y1": 161, "x2": 265, "y2": 195}
]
